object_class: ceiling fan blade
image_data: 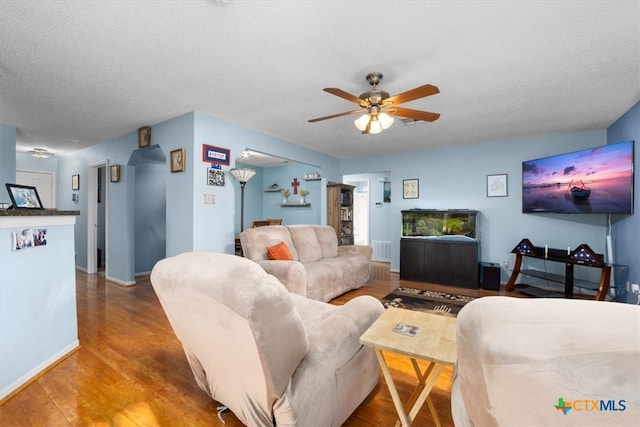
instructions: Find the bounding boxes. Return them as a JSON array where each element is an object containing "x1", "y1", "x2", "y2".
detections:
[
  {"x1": 308, "y1": 109, "x2": 363, "y2": 123},
  {"x1": 387, "y1": 106, "x2": 440, "y2": 122},
  {"x1": 384, "y1": 84, "x2": 440, "y2": 106},
  {"x1": 324, "y1": 88, "x2": 368, "y2": 106}
]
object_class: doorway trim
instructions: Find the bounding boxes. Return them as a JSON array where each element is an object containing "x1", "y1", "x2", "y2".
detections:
[{"x1": 87, "y1": 160, "x2": 108, "y2": 275}]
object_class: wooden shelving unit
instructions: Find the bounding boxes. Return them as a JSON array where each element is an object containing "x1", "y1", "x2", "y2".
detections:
[{"x1": 327, "y1": 183, "x2": 355, "y2": 246}]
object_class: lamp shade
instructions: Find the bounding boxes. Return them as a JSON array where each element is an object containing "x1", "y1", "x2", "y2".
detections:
[
  {"x1": 378, "y1": 112, "x2": 394, "y2": 129},
  {"x1": 354, "y1": 114, "x2": 370, "y2": 132},
  {"x1": 230, "y1": 168, "x2": 256, "y2": 183},
  {"x1": 354, "y1": 111, "x2": 394, "y2": 134},
  {"x1": 368, "y1": 119, "x2": 383, "y2": 134}
]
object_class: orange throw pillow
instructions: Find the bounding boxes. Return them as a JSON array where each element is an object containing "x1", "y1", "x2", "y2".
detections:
[{"x1": 266, "y1": 241, "x2": 294, "y2": 261}]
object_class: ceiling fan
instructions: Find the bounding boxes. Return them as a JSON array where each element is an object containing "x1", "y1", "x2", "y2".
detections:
[{"x1": 308, "y1": 72, "x2": 440, "y2": 135}]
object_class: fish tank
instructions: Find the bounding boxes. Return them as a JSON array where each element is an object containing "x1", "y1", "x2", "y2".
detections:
[{"x1": 402, "y1": 209, "x2": 479, "y2": 239}]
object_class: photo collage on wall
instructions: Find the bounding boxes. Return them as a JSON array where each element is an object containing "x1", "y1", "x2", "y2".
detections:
[{"x1": 12, "y1": 228, "x2": 47, "y2": 251}]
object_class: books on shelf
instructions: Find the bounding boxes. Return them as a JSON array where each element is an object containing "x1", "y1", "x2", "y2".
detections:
[{"x1": 340, "y1": 207, "x2": 352, "y2": 221}]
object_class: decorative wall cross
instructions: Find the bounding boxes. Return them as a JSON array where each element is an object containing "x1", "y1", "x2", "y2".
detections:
[{"x1": 291, "y1": 178, "x2": 300, "y2": 194}]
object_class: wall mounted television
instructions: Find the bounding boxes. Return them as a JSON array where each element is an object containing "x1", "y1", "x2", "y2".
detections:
[{"x1": 522, "y1": 140, "x2": 634, "y2": 214}]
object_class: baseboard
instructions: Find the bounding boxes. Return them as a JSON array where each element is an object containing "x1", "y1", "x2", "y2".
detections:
[
  {"x1": 106, "y1": 276, "x2": 136, "y2": 286},
  {"x1": 0, "y1": 340, "x2": 80, "y2": 402},
  {"x1": 75, "y1": 265, "x2": 88, "y2": 273}
]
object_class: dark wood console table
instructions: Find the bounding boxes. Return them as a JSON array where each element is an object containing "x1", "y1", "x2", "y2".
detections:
[{"x1": 506, "y1": 239, "x2": 611, "y2": 300}]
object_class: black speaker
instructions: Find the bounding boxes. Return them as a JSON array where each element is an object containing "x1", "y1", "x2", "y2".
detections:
[{"x1": 479, "y1": 262, "x2": 501, "y2": 291}]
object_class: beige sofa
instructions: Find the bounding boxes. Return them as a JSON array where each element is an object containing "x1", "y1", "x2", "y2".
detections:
[
  {"x1": 240, "y1": 224, "x2": 371, "y2": 302},
  {"x1": 452, "y1": 296, "x2": 640, "y2": 426},
  {"x1": 151, "y1": 252, "x2": 384, "y2": 426}
]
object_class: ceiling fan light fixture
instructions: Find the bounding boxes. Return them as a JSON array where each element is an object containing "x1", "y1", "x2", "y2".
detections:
[
  {"x1": 309, "y1": 72, "x2": 439, "y2": 134},
  {"x1": 354, "y1": 114, "x2": 370, "y2": 132},
  {"x1": 28, "y1": 148, "x2": 54, "y2": 158},
  {"x1": 368, "y1": 118, "x2": 383, "y2": 134},
  {"x1": 378, "y1": 112, "x2": 394, "y2": 130}
]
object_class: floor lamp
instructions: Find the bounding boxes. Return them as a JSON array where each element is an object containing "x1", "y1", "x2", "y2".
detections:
[{"x1": 230, "y1": 167, "x2": 256, "y2": 232}]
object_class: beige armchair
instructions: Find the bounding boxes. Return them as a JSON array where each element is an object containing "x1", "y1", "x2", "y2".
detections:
[
  {"x1": 452, "y1": 296, "x2": 640, "y2": 426},
  {"x1": 150, "y1": 252, "x2": 384, "y2": 426}
]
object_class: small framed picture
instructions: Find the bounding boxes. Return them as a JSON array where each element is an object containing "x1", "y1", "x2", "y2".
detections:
[
  {"x1": 170, "y1": 148, "x2": 186, "y2": 173},
  {"x1": 403, "y1": 179, "x2": 419, "y2": 199},
  {"x1": 72, "y1": 174, "x2": 80, "y2": 190},
  {"x1": 138, "y1": 126, "x2": 151, "y2": 148},
  {"x1": 207, "y1": 168, "x2": 225, "y2": 186},
  {"x1": 487, "y1": 174, "x2": 508, "y2": 197},
  {"x1": 383, "y1": 180, "x2": 391, "y2": 203},
  {"x1": 110, "y1": 165, "x2": 121, "y2": 182}
]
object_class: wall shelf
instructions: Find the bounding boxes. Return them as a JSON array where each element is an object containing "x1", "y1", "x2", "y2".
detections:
[
  {"x1": 304, "y1": 177, "x2": 321, "y2": 181},
  {"x1": 281, "y1": 202, "x2": 310, "y2": 207}
]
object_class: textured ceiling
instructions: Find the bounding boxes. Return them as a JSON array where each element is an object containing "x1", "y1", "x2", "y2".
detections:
[{"x1": 1, "y1": 1, "x2": 639, "y2": 159}]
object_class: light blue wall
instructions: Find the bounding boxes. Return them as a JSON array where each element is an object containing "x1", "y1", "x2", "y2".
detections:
[
  {"x1": 57, "y1": 131, "x2": 139, "y2": 282},
  {"x1": 16, "y1": 152, "x2": 58, "y2": 174},
  {"x1": 0, "y1": 221, "x2": 78, "y2": 397},
  {"x1": 151, "y1": 114, "x2": 196, "y2": 258},
  {"x1": 0, "y1": 125, "x2": 17, "y2": 205},
  {"x1": 607, "y1": 100, "x2": 640, "y2": 289},
  {"x1": 340, "y1": 130, "x2": 609, "y2": 277},
  {"x1": 134, "y1": 159, "x2": 166, "y2": 274}
]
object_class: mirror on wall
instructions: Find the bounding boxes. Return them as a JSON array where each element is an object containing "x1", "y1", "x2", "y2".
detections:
[
  {"x1": 233, "y1": 149, "x2": 324, "y2": 231},
  {"x1": 235, "y1": 149, "x2": 320, "y2": 170}
]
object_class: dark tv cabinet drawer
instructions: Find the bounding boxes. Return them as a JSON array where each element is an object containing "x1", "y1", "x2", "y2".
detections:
[{"x1": 400, "y1": 238, "x2": 479, "y2": 289}]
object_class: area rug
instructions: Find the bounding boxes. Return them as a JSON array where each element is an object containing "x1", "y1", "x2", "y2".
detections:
[{"x1": 380, "y1": 287, "x2": 477, "y2": 317}]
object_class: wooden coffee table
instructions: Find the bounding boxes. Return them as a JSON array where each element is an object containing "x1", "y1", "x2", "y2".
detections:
[{"x1": 360, "y1": 307, "x2": 457, "y2": 427}]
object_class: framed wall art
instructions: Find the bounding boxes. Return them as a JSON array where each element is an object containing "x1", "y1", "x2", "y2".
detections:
[
  {"x1": 110, "y1": 165, "x2": 121, "y2": 182},
  {"x1": 487, "y1": 174, "x2": 508, "y2": 197},
  {"x1": 138, "y1": 126, "x2": 151, "y2": 148},
  {"x1": 202, "y1": 144, "x2": 230, "y2": 165},
  {"x1": 72, "y1": 174, "x2": 80, "y2": 190},
  {"x1": 403, "y1": 179, "x2": 419, "y2": 199},
  {"x1": 171, "y1": 148, "x2": 186, "y2": 173},
  {"x1": 383, "y1": 180, "x2": 391, "y2": 203}
]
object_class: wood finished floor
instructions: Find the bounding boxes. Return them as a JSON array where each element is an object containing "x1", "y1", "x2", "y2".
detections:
[{"x1": 0, "y1": 262, "x2": 521, "y2": 426}]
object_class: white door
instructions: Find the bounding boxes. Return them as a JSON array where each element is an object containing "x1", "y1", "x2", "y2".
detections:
[{"x1": 16, "y1": 170, "x2": 55, "y2": 208}]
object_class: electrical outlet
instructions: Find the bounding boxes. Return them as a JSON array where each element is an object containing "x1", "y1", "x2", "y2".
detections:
[
  {"x1": 631, "y1": 283, "x2": 640, "y2": 294},
  {"x1": 502, "y1": 260, "x2": 509, "y2": 269}
]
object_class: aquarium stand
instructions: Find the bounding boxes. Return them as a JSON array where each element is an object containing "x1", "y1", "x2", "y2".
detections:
[{"x1": 400, "y1": 237, "x2": 479, "y2": 289}]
